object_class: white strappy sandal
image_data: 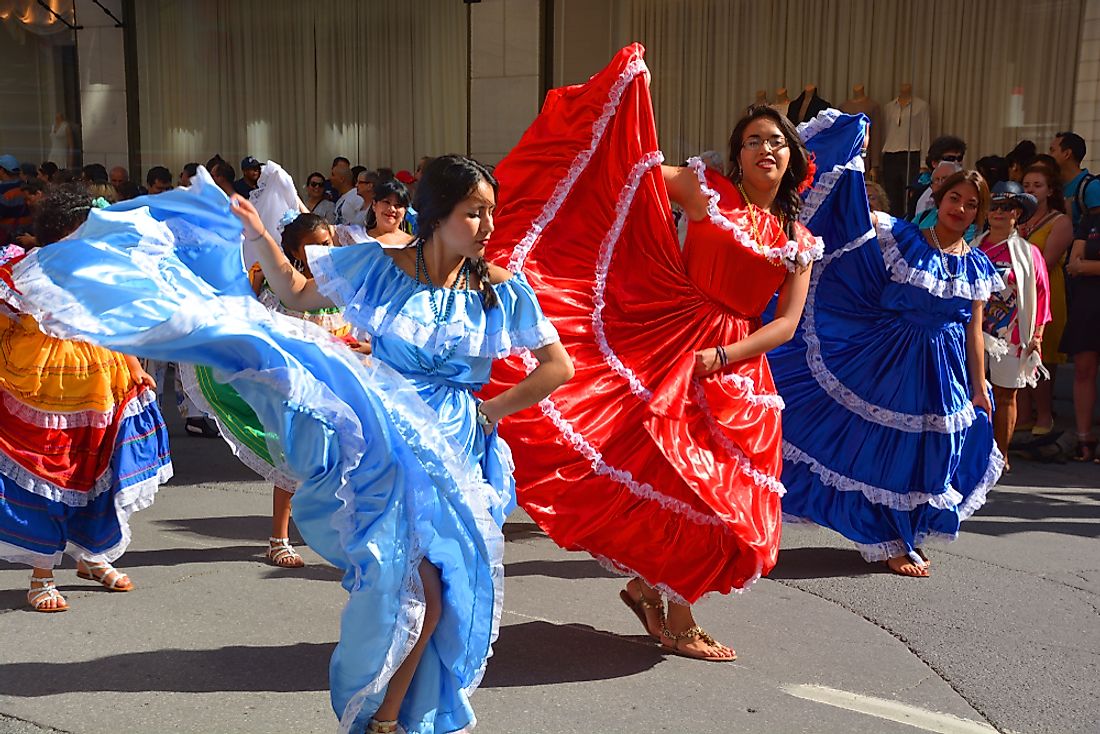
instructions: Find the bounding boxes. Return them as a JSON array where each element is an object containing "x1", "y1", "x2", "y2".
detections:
[
  {"x1": 28, "y1": 575, "x2": 68, "y2": 613},
  {"x1": 266, "y1": 537, "x2": 305, "y2": 568}
]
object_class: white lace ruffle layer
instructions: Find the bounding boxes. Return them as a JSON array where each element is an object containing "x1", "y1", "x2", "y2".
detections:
[
  {"x1": 800, "y1": 229, "x2": 977, "y2": 435},
  {"x1": 0, "y1": 388, "x2": 161, "y2": 507},
  {"x1": 508, "y1": 57, "x2": 650, "y2": 273},
  {"x1": 686, "y1": 157, "x2": 824, "y2": 271},
  {"x1": 878, "y1": 218, "x2": 1005, "y2": 302}
]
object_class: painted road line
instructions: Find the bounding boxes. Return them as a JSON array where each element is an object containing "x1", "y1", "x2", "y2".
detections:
[{"x1": 782, "y1": 684, "x2": 999, "y2": 733}]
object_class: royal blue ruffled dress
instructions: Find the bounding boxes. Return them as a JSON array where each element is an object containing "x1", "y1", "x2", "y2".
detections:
[
  {"x1": 768, "y1": 110, "x2": 1005, "y2": 562},
  {"x1": 8, "y1": 170, "x2": 555, "y2": 734}
]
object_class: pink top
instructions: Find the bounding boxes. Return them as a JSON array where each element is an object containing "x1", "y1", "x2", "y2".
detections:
[{"x1": 979, "y1": 238, "x2": 1051, "y2": 349}]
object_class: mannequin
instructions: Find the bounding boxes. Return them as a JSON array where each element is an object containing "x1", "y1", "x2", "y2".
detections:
[
  {"x1": 753, "y1": 89, "x2": 769, "y2": 107},
  {"x1": 839, "y1": 82, "x2": 883, "y2": 175},
  {"x1": 48, "y1": 113, "x2": 74, "y2": 168},
  {"x1": 880, "y1": 82, "x2": 931, "y2": 217},
  {"x1": 787, "y1": 83, "x2": 831, "y2": 125},
  {"x1": 769, "y1": 87, "x2": 790, "y2": 118}
]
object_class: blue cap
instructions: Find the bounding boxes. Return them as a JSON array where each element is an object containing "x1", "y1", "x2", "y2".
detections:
[
  {"x1": 0, "y1": 155, "x2": 19, "y2": 172},
  {"x1": 240, "y1": 156, "x2": 261, "y2": 170}
]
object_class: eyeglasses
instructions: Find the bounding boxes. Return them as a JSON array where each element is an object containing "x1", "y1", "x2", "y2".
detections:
[
  {"x1": 941, "y1": 154, "x2": 963, "y2": 163},
  {"x1": 307, "y1": 180, "x2": 324, "y2": 188},
  {"x1": 356, "y1": 180, "x2": 372, "y2": 186},
  {"x1": 743, "y1": 135, "x2": 788, "y2": 152}
]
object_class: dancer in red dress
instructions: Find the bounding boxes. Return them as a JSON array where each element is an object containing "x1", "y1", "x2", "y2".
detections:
[{"x1": 482, "y1": 44, "x2": 822, "y2": 660}]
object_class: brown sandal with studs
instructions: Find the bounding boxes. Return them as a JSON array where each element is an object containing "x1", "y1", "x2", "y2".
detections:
[
  {"x1": 661, "y1": 624, "x2": 737, "y2": 662},
  {"x1": 619, "y1": 588, "x2": 665, "y2": 640}
]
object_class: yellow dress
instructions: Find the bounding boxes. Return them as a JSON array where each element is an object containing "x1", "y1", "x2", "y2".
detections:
[{"x1": 1026, "y1": 214, "x2": 1068, "y2": 365}]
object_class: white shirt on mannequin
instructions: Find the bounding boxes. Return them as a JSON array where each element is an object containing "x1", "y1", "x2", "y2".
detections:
[{"x1": 882, "y1": 97, "x2": 930, "y2": 162}]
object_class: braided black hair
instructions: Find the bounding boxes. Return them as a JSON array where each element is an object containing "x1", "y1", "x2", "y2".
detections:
[
  {"x1": 413, "y1": 154, "x2": 499, "y2": 310},
  {"x1": 33, "y1": 183, "x2": 93, "y2": 246},
  {"x1": 726, "y1": 105, "x2": 811, "y2": 241}
]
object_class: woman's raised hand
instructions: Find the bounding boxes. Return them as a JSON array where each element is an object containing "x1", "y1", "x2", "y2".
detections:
[{"x1": 229, "y1": 194, "x2": 266, "y2": 240}]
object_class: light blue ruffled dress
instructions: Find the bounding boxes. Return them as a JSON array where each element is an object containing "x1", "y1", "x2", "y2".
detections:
[
  {"x1": 768, "y1": 110, "x2": 1005, "y2": 562},
  {"x1": 308, "y1": 241, "x2": 559, "y2": 529},
  {"x1": 10, "y1": 170, "x2": 555, "y2": 734}
]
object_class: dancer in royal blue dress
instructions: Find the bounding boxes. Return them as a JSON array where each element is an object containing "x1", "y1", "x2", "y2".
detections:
[
  {"x1": 8, "y1": 156, "x2": 572, "y2": 734},
  {"x1": 769, "y1": 110, "x2": 1005, "y2": 577}
]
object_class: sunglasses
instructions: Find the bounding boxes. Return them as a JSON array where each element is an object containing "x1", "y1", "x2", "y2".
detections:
[
  {"x1": 357, "y1": 180, "x2": 372, "y2": 186},
  {"x1": 990, "y1": 201, "x2": 1021, "y2": 212},
  {"x1": 941, "y1": 154, "x2": 963, "y2": 163},
  {"x1": 307, "y1": 180, "x2": 324, "y2": 187}
]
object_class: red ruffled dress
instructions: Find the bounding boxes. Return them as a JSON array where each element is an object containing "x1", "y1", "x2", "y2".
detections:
[{"x1": 482, "y1": 44, "x2": 822, "y2": 603}]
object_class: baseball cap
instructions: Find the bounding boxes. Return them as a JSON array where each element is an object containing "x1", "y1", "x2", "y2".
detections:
[
  {"x1": 395, "y1": 169, "x2": 415, "y2": 184},
  {"x1": 0, "y1": 155, "x2": 19, "y2": 173},
  {"x1": 240, "y1": 156, "x2": 262, "y2": 171}
]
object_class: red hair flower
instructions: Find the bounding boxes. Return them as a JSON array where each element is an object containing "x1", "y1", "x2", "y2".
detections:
[{"x1": 797, "y1": 154, "x2": 817, "y2": 194}]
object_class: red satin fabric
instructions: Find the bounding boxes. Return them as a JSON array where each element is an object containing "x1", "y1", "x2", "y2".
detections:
[{"x1": 483, "y1": 44, "x2": 816, "y2": 602}]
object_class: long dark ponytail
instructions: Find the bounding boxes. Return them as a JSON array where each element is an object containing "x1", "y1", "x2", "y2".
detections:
[
  {"x1": 726, "y1": 105, "x2": 810, "y2": 241},
  {"x1": 414, "y1": 154, "x2": 499, "y2": 309}
]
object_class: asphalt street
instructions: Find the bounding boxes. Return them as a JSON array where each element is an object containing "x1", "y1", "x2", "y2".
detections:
[{"x1": 0, "y1": 407, "x2": 1096, "y2": 734}]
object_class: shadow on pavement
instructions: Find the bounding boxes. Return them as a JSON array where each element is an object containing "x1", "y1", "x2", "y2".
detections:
[
  {"x1": 504, "y1": 559, "x2": 619, "y2": 580},
  {"x1": 502, "y1": 521, "x2": 546, "y2": 543},
  {"x1": 965, "y1": 489, "x2": 1100, "y2": 539},
  {"x1": 153, "y1": 516, "x2": 304, "y2": 544},
  {"x1": 768, "y1": 547, "x2": 875, "y2": 580},
  {"x1": 482, "y1": 620, "x2": 661, "y2": 687},
  {"x1": 0, "y1": 643, "x2": 333, "y2": 695}
]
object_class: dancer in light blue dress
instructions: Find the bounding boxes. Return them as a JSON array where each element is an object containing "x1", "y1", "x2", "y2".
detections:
[
  {"x1": 768, "y1": 110, "x2": 1004, "y2": 577},
  {"x1": 9, "y1": 155, "x2": 572, "y2": 733}
]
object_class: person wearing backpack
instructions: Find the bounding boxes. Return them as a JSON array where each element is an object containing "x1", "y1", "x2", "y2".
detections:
[{"x1": 1050, "y1": 131, "x2": 1100, "y2": 227}]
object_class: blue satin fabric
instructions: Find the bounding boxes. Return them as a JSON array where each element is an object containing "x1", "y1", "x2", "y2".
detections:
[
  {"x1": 768, "y1": 111, "x2": 1004, "y2": 560},
  {"x1": 307, "y1": 242, "x2": 560, "y2": 527},
  {"x1": 15, "y1": 172, "x2": 511, "y2": 734}
]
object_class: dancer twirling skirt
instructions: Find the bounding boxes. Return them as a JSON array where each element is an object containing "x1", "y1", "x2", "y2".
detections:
[
  {"x1": 768, "y1": 109, "x2": 1004, "y2": 577},
  {"x1": 0, "y1": 185, "x2": 172, "y2": 612},
  {"x1": 482, "y1": 44, "x2": 822, "y2": 660},
  {"x1": 8, "y1": 161, "x2": 571, "y2": 733}
]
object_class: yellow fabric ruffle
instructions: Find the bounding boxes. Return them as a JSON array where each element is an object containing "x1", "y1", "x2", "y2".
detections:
[{"x1": 0, "y1": 314, "x2": 134, "y2": 413}]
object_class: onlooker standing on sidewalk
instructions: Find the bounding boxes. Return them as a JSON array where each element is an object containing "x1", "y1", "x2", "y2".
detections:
[
  {"x1": 1061, "y1": 206, "x2": 1100, "y2": 461},
  {"x1": 1050, "y1": 131, "x2": 1100, "y2": 227},
  {"x1": 332, "y1": 164, "x2": 365, "y2": 225},
  {"x1": 146, "y1": 166, "x2": 173, "y2": 195},
  {"x1": 302, "y1": 171, "x2": 336, "y2": 223},
  {"x1": 1017, "y1": 163, "x2": 1073, "y2": 435},
  {"x1": 234, "y1": 156, "x2": 261, "y2": 198},
  {"x1": 976, "y1": 182, "x2": 1051, "y2": 471}
]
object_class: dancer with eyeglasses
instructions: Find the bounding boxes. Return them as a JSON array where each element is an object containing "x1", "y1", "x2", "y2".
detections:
[
  {"x1": 768, "y1": 110, "x2": 1003, "y2": 578},
  {"x1": 482, "y1": 44, "x2": 822, "y2": 660}
]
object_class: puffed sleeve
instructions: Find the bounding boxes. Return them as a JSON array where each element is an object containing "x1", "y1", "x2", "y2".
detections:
[{"x1": 484, "y1": 272, "x2": 560, "y2": 357}]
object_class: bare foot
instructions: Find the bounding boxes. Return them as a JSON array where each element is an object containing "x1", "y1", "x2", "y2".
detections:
[
  {"x1": 621, "y1": 578, "x2": 664, "y2": 639},
  {"x1": 885, "y1": 554, "x2": 929, "y2": 577}
]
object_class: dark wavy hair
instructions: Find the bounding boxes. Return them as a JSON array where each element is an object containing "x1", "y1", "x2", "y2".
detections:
[
  {"x1": 33, "y1": 183, "x2": 93, "y2": 246},
  {"x1": 279, "y1": 212, "x2": 328, "y2": 267},
  {"x1": 726, "y1": 105, "x2": 810, "y2": 240},
  {"x1": 413, "y1": 154, "x2": 499, "y2": 309},
  {"x1": 931, "y1": 170, "x2": 991, "y2": 229},
  {"x1": 366, "y1": 177, "x2": 412, "y2": 231}
]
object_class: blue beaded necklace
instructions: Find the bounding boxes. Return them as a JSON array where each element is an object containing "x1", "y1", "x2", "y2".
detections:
[{"x1": 414, "y1": 238, "x2": 470, "y2": 374}]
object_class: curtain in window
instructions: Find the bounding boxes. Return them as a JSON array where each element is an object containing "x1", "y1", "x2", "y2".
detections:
[
  {"x1": 134, "y1": 0, "x2": 467, "y2": 184},
  {"x1": 557, "y1": 0, "x2": 1082, "y2": 166}
]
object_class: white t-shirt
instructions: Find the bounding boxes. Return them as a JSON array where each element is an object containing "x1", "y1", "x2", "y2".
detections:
[{"x1": 334, "y1": 189, "x2": 366, "y2": 225}]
